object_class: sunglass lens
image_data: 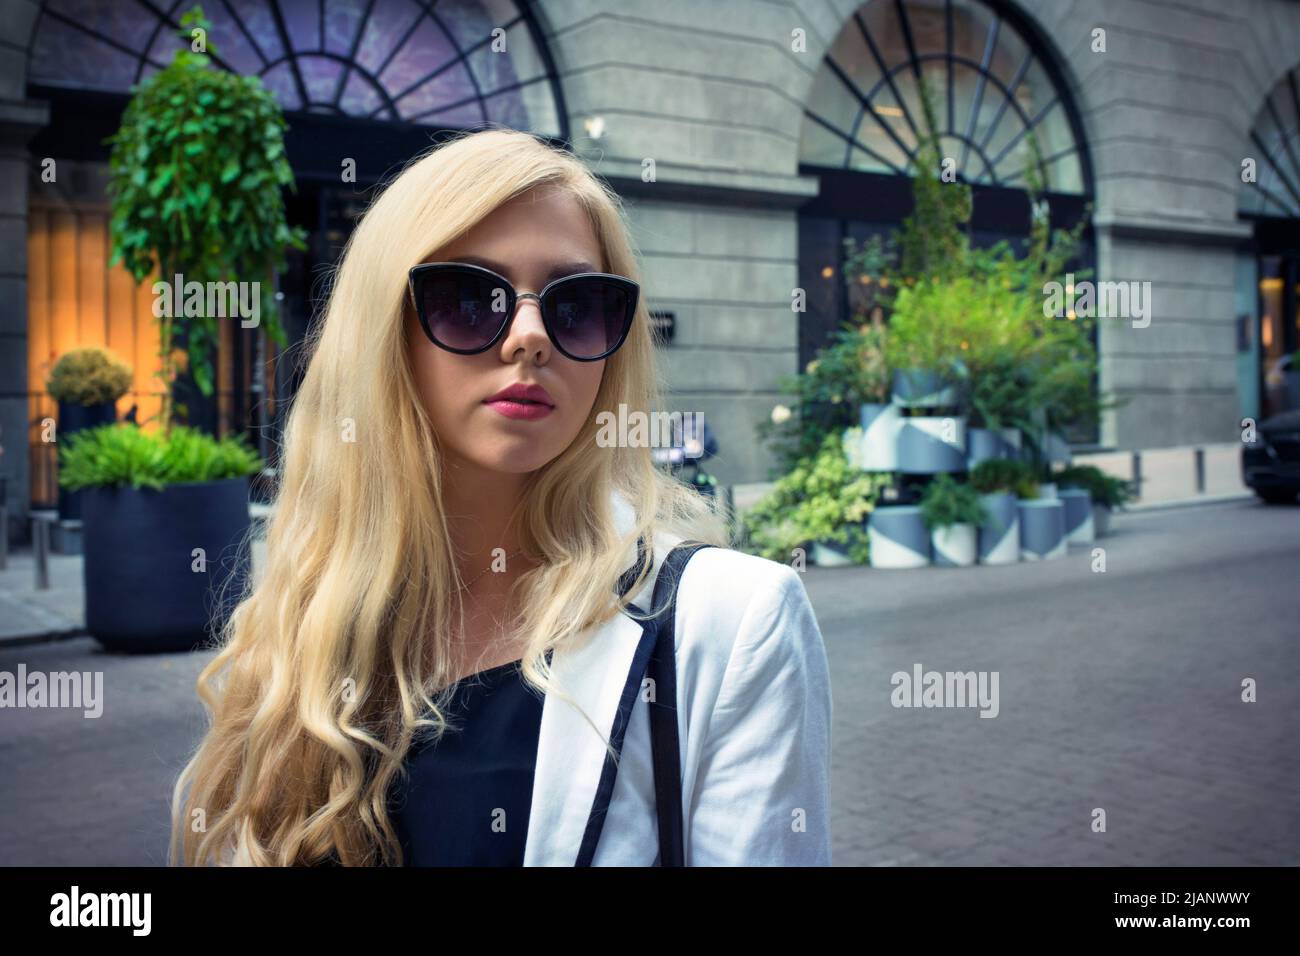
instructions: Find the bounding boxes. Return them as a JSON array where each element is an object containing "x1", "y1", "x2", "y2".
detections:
[
  {"x1": 419, "y1": 270, "x2": 508, "y2": 351},
  {"x1": 547, "y1": 280, "x2": 631, "y2": 359}
]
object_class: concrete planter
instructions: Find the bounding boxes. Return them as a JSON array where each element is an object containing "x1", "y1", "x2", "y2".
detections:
[
  {"x1": 892, "y1": 369, "x2": 956, "y2": 409},
  {"x1": 868, "y1": 505, "x2": 931, "y2": 568},
  {"x1": 1058, "y1": 488, "x2": 1095, "y2": 544},
  {"x1": 1094, "y1": 503, "x2": 1112, "y2": 537},
  {"x1": 896, "y1": 415, "x2": 966, "y2": 474},
  {"x1": 811, "y1": 539, "x2": 855, "y2": 567},
  {"x1": 1018, "y1": 498, "x2": 1067, "y2": 560},
  {"x1": 977, "y1": 492, "x2": 1020, "y2": 565},
  {"x1": 999, "y1": 428, "x2": 1023, "y2": 459},
  {"x1": 56, "y1": 401, "x2": 117, "y2": 522},
  {"x1": 81, "y1": 478, "x2": 253, "y2": 652},
  {"x1": 966, "y1": 427, "x2": 1008, "y2": 469},
  {"x1": 1042, "y1": 431, "x2": 1073, "y2": 466},
  {"x1": 931, "y1": 523, "x2": 977, "y2": 567},
  {"x1": 1037, "y1": 481, "x2": 1058, "y2": 500},
  {"x1": 857, "y1": 402, "x2": 901, "y2": 471}
]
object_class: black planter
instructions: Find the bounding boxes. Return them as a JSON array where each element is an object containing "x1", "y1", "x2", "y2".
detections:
[
  {"x1": 57, "y1": 401, "x2": 117, "y2": 521},
  {"x1": 80, "y1": 478, "x2": 253, "y2": 653}
]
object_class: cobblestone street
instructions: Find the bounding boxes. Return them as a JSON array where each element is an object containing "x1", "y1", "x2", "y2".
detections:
[{"x1": 1, "y1": 499, "x2": 1296, "y2": 866}]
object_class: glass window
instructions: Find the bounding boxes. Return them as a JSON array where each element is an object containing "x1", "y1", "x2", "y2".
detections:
[
  {"x1": 27, "y1": 0, "x2": 565, "y2": 137},
  {"x1": 800, "y1": 0, "x2": 1089, "y2": 196}
]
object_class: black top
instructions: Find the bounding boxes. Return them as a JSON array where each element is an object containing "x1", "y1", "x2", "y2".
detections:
[{"x1": 388, "y1": 659, "x2": 546, "y2": 866}]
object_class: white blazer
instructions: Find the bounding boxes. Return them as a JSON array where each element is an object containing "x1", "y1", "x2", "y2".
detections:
[{"x1": 522, "y1": 491, "x2": 833, "y2": 866}]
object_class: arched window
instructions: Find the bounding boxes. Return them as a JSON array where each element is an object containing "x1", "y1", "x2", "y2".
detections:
[
  {"x1": 800, "y1": 0, "x2": 1087, "y2": 193},
  {"x1": 1239, "y1": 65, "x2": 1300, "y2": 219},
  {"x1": 796, "y1": 0, "x2": 1095, "y2": 405},
  {"x1": 1238, "y1": 65, "x2": 1300, "y2": 420},
  {"x1": 27, "y1": 0, "x2": 567, "y2": 137}
]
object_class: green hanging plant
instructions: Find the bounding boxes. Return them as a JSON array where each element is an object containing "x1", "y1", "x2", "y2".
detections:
[{"x1": 104, "y1": 3, "x2": 307, "y2": 435}]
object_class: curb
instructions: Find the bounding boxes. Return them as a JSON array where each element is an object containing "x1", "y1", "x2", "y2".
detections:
[
  {"x1": 0, "y1": 626, "x2": 89, "y2": 649},
  {"x1": 1122, "y1": 491, "x2": 1254, "y2": 514}
]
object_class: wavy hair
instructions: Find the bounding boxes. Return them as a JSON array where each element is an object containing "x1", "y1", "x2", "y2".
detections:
[{"x1": 169, "y1": 127, "x2": 730, "y2": 866}]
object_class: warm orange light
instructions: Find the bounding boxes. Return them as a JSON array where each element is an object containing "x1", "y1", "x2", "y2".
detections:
[{"x1": 821, "y1": 266, "x2": 833, "y2": 278}]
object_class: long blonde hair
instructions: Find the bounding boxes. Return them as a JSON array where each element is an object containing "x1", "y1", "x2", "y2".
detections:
[{"x1": 170, "y1": 127, "x2": 729, "y2": 866}]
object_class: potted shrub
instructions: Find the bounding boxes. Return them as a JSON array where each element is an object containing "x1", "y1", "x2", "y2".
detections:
[
  {"x1": 46, "y1": 348, "x2": 133, "y2": 521},
  {"x1": 850, "y1": 323, "x2": 900, "y2": 471},
  {"x1": 969, "y1": 458, "x2": 1031, "y2": 565},
  {"x1": 62, "y1": 5, "x2": 306, "y2": 651},
  {"x1": 742, "y1": 430, "x2": 891, "y2": 567},
  {"x1": 58, "y1": 424, "x2": 261, "y2": 651},
  {"x1": 1053, "y1": 465, "x2": 1134, "y2": 537},
  {"x1": 918, "y1": 474, "x2": 988, "y2": 567}
]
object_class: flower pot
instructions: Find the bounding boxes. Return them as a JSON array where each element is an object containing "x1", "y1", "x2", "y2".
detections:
[
  {"x1": 999, "y1": 428, "x2": 1023, "y2": 461},
  {"x1": 977, "y1": 492, "x2": 1019, "y2": 565},
  {"x1": 868, "y1": 505, "x2": 930, "y2": 568},
  {"x1": 1017, "y1": 499, "x2": 1066, "y2": 560},
  {"x1": 1042, "y1": 432, "x2": 1073, "y2": 466},
  {"x1": 56, "y1": 400, "x2": 118, "y2": 522},
  {"x1": 811, "y1": 539, "x2": 855, "y2": 567},
  {"x1": 1037, "y1": 481, "x2": 1058, "y2": 500},
  {"x1": 896, "y1": 415, "x2": 966, "y2": 474},
  {"x1": 931, "y1": 523, "x2": 977, "y2": 567},
  {"x1": 891, "y1": 369, "x2": 956, "y2": 409},
  {"x1": 80, "y1": 478, "x2": 253, "y2": 652},
  {"x1": 1094, "y1": 503, "x2": 1112, "y2": 537},
  {"x1": 1058, "y1": 488, "x2": 1094, "y2": 544},
  {"x1": 857, "y1": 402, "x2": 900, "y2": 471},
  {"x1": 966, "y1": 428, "x2": 1008, "y2": 469}
]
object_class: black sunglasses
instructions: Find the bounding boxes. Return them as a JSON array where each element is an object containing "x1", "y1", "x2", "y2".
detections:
[{"x1": 408, "y1": 262, "x2": 639, "y2": 362}]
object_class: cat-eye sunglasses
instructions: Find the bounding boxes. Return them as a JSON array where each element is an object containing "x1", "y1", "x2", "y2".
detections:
[{"x1": 408, "y1": 262, "x2": 639, "y2": 362}]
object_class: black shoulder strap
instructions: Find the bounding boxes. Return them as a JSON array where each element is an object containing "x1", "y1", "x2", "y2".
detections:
[{"x1": 646, "y1": 541, "x2": 715, "y2": 867}]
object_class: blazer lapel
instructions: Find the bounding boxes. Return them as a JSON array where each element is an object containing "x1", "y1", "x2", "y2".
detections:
[{"x1": 523, "y1": 491, "x2": 658, "y2": 866}]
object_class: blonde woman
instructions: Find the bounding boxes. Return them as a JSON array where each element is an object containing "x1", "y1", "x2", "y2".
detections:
[{"x1": 170, "y1": 128, "x2": 832, "y2": 867}]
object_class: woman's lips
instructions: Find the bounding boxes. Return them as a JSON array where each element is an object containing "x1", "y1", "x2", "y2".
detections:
[{"x1": 484, "y1": 399, "x2": 554, "y2": 421}]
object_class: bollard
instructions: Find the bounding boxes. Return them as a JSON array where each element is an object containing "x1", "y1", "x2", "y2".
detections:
[
  {"x1": 1131, "y1": 451, "x2": 1143, "y2": 500},
  {"x1": 1194, "y1": 447, "x2": 1205, "y2": 494},
  {"x1": 34, "y1": 513, "x2": 51, "y2": 590}
]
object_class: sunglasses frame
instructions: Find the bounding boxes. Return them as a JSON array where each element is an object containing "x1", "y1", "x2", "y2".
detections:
[{"x1": 408, "y1": 261, "x2": 639, "y2": 362}]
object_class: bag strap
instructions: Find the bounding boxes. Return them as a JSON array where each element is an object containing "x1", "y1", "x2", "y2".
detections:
[{"x1": 646, "y1": 541, "x2": 715, "y2": 867}]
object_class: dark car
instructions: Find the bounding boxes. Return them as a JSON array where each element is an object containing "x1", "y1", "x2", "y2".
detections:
[{"x1": 1242, "y1": 409, "x2": 1300, "y2": 504}]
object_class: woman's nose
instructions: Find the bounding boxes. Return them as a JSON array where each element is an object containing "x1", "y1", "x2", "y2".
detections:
[{"x1": 500, "y1": 294, "x2": 550, "y2": 359}]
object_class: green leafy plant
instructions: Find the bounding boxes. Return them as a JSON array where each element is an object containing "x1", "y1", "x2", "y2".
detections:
[
  {"x1": 1053, "y1": 465, "x2": 1134, "y2": 509},
  {"x1": 46, "y1": 348, "x2": 133, "y2": 407},
  {"x1": 57, "y1": 422, "x2": 262, "y2": 491},
  {"x1": 757, "y1": 321, "x2": 891, "y2": 475},
  {"x1": 741, "y1": 430, "x2": 892, "y2": 563},
  {"x1": 969, "y1": 458, "x2": 1037, "y2": 497},
  {"x1": 918, "y1": 474, "x2": 989, "y2": 531},
  {"x1": 104, "y1": 4, "x2": 306, "y2": 433}
]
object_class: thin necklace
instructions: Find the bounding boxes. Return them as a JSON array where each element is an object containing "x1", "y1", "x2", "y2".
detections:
[{"x1": 458, "y1": 548, "x2": 523, "y2": 592}]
